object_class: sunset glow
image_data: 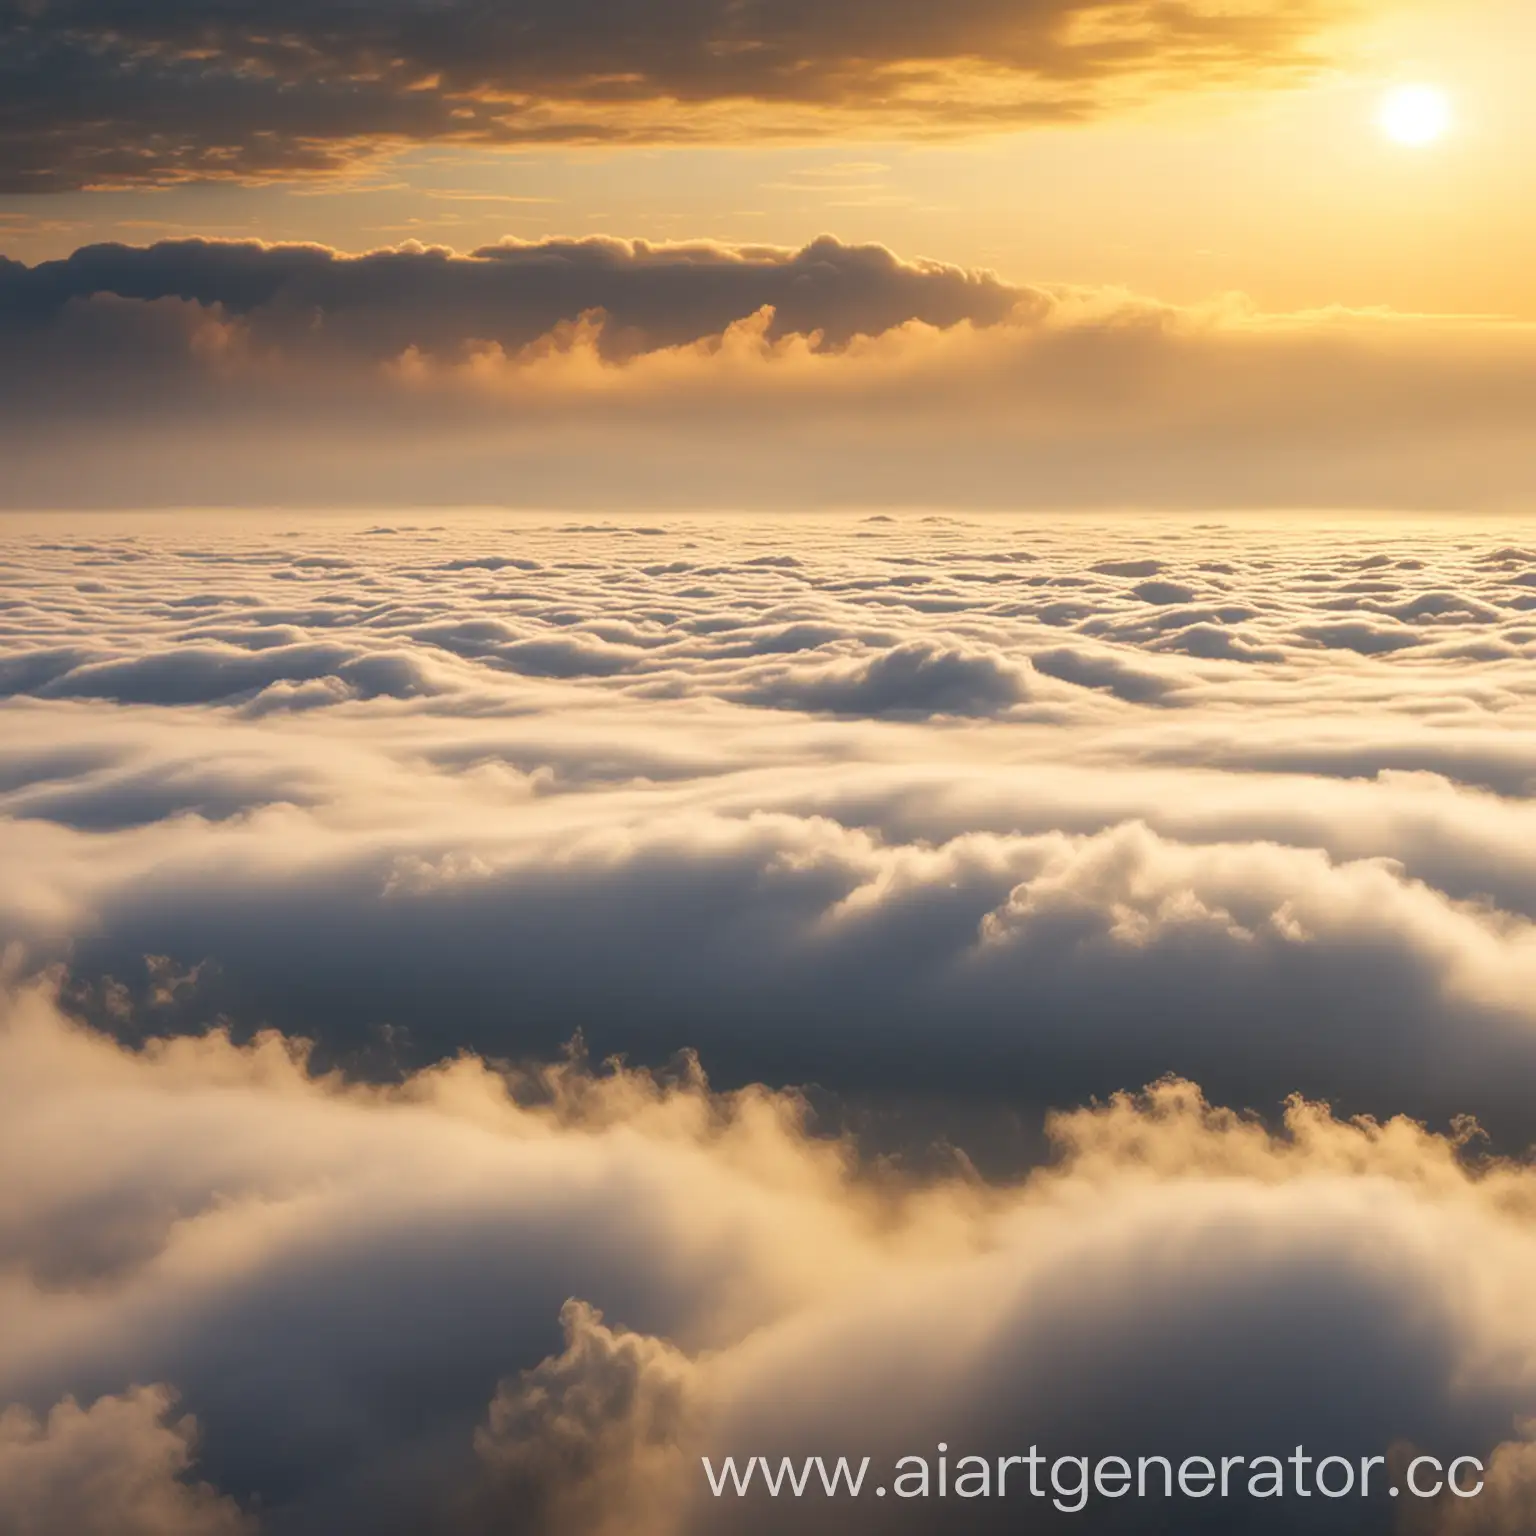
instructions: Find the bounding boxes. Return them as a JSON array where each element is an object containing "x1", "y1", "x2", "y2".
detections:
[
  {"x1": 1379, "y1": 83, "x2": 1453, "y2": 145},
  {"x1": 3, "y1": 3, "x2": 1536, "y2": 1534}
]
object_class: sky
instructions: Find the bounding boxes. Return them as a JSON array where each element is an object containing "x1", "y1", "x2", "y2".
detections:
[
  {"x1": 4, "y1": 3, "x2": 1536, "y2": 1535},
  {"x1": 3, "y1": 0, "x2": 1533, "y2": 315},
  {"x1": 2, "y1": 0, "x2": 1535, "y2": 510}
]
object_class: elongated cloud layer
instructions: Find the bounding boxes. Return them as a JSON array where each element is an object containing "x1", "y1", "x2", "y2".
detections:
[
  {"x1": 0, "y1": 0, "x2": 1355, "y2": 190},
  {"x1": 0, "y1": 235, "x2": 1026, "y2": 359},
  {"x1": 3, "y1": 235, "x2": 1535, "y2": 510}
]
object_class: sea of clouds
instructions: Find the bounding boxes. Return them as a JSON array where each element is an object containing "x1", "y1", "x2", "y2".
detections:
[{"x1": 3, "y1": 509, "x2": 1536, "y2": 1534}]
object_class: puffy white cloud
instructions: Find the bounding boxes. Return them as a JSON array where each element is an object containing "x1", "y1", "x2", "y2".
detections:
[
  {"x1": 729, "y1": 640, "x2": 1033, "y2": 718},
  {"x1": 6, "y1": 512, "x2": 1536, "y2": 1530},
  {"x1": 2, "y1": 984, "x2": 1536, "y2": 1532},
  {"x1": 5, "y1": 513, "x2": 1536, "y2": 1151}
]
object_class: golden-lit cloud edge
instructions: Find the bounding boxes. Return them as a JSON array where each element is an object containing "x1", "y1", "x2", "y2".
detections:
[
  {"x1": 3, "y1": 977, "x2": 1536, "y2": 1533},
  {"x1": 0, "y1": 0, "x2": 1368, "y2": 190},
  {"x1": 2, "y1": 233, "x2": 1534, "y2": 509}
]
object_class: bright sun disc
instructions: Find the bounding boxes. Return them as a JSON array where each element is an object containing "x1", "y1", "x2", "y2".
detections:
[{"x1": 1379, "y1": 84, "x2": 1451, "y2": 146}]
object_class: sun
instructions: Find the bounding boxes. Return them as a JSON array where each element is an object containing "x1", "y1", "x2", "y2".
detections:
[{"x1": 1378, "y1": 85, "x2": 1452, "y2": 147}]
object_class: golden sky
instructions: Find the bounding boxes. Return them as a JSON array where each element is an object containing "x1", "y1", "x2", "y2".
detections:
[
  {"x1": 1, "y1": 0, "x2": 1531, "y2": 313},
  {"x1": 9, "y1": 5, "x2": 1536, "y2": 1524},
  {"x1": 3, "y1": 0, "x2": 1534, "y2": 509}
]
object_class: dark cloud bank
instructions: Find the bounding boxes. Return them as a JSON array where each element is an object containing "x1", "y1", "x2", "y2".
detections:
[
  {"x1": 3, "y1": 234, "x2": 1535, "y2": 510},
  {"x1": 0, "y1": 233, "x2": 1022, "y2": 359},
  {"x1": 0, "y1": 0, "x2": 1345, "y2": 190}
]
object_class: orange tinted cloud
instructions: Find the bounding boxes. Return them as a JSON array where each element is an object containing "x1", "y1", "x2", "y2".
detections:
[
  {"x1": 1, "y1": 0, "x2": 1363, "y2": 190},
  {"x1": 2, "y1": 234, "x2": 1534, "y2": 509}
]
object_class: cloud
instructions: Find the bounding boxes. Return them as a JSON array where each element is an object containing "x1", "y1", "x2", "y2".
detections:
[
  {"x1": 730, "y1": 640, "x2": 1032, "y2": 717},
  {"x1": 4, "y1": 984, "x2": 1536, "y2": 1532},
  {"x1": 7, "y1": 513, "x2": 1536, "y2": 1157},
  {"x1": 6, "y1": 643, "x2": 448, "y2": 706},
  {"x1": 5, "y1": 237, "x2": 1536, "y2": 511},
  {"x1": 0, "y1": 0, "x2": 1356, "y2": 191},
  {"x1": 0, "y1": 1386, "x2": 251, "y2": 1536},
  {"x1": 1028, "y1": 645, "x2": 1177, "y2": 702},
  {"x1": 1299, "y1": 620, "x2": 1424, "y2": 655},
  {"x1": 7, "y1": 512, "x2": 1536, "y2": 1528},
  {"x1": 470, "y1": 1300, "x2": 698, "y2": 1536},
  {"x1": 1414, "y1": 1431, "x2": 1536, "y2": 1535},
  {"x1": 0, "y1": 236, "x2": 1027, "y2": 362}
]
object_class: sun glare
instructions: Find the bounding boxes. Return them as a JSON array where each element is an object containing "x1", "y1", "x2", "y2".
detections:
[{"x1": 1379, "y1": 84, "x2": 1452, "y2": 146}]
